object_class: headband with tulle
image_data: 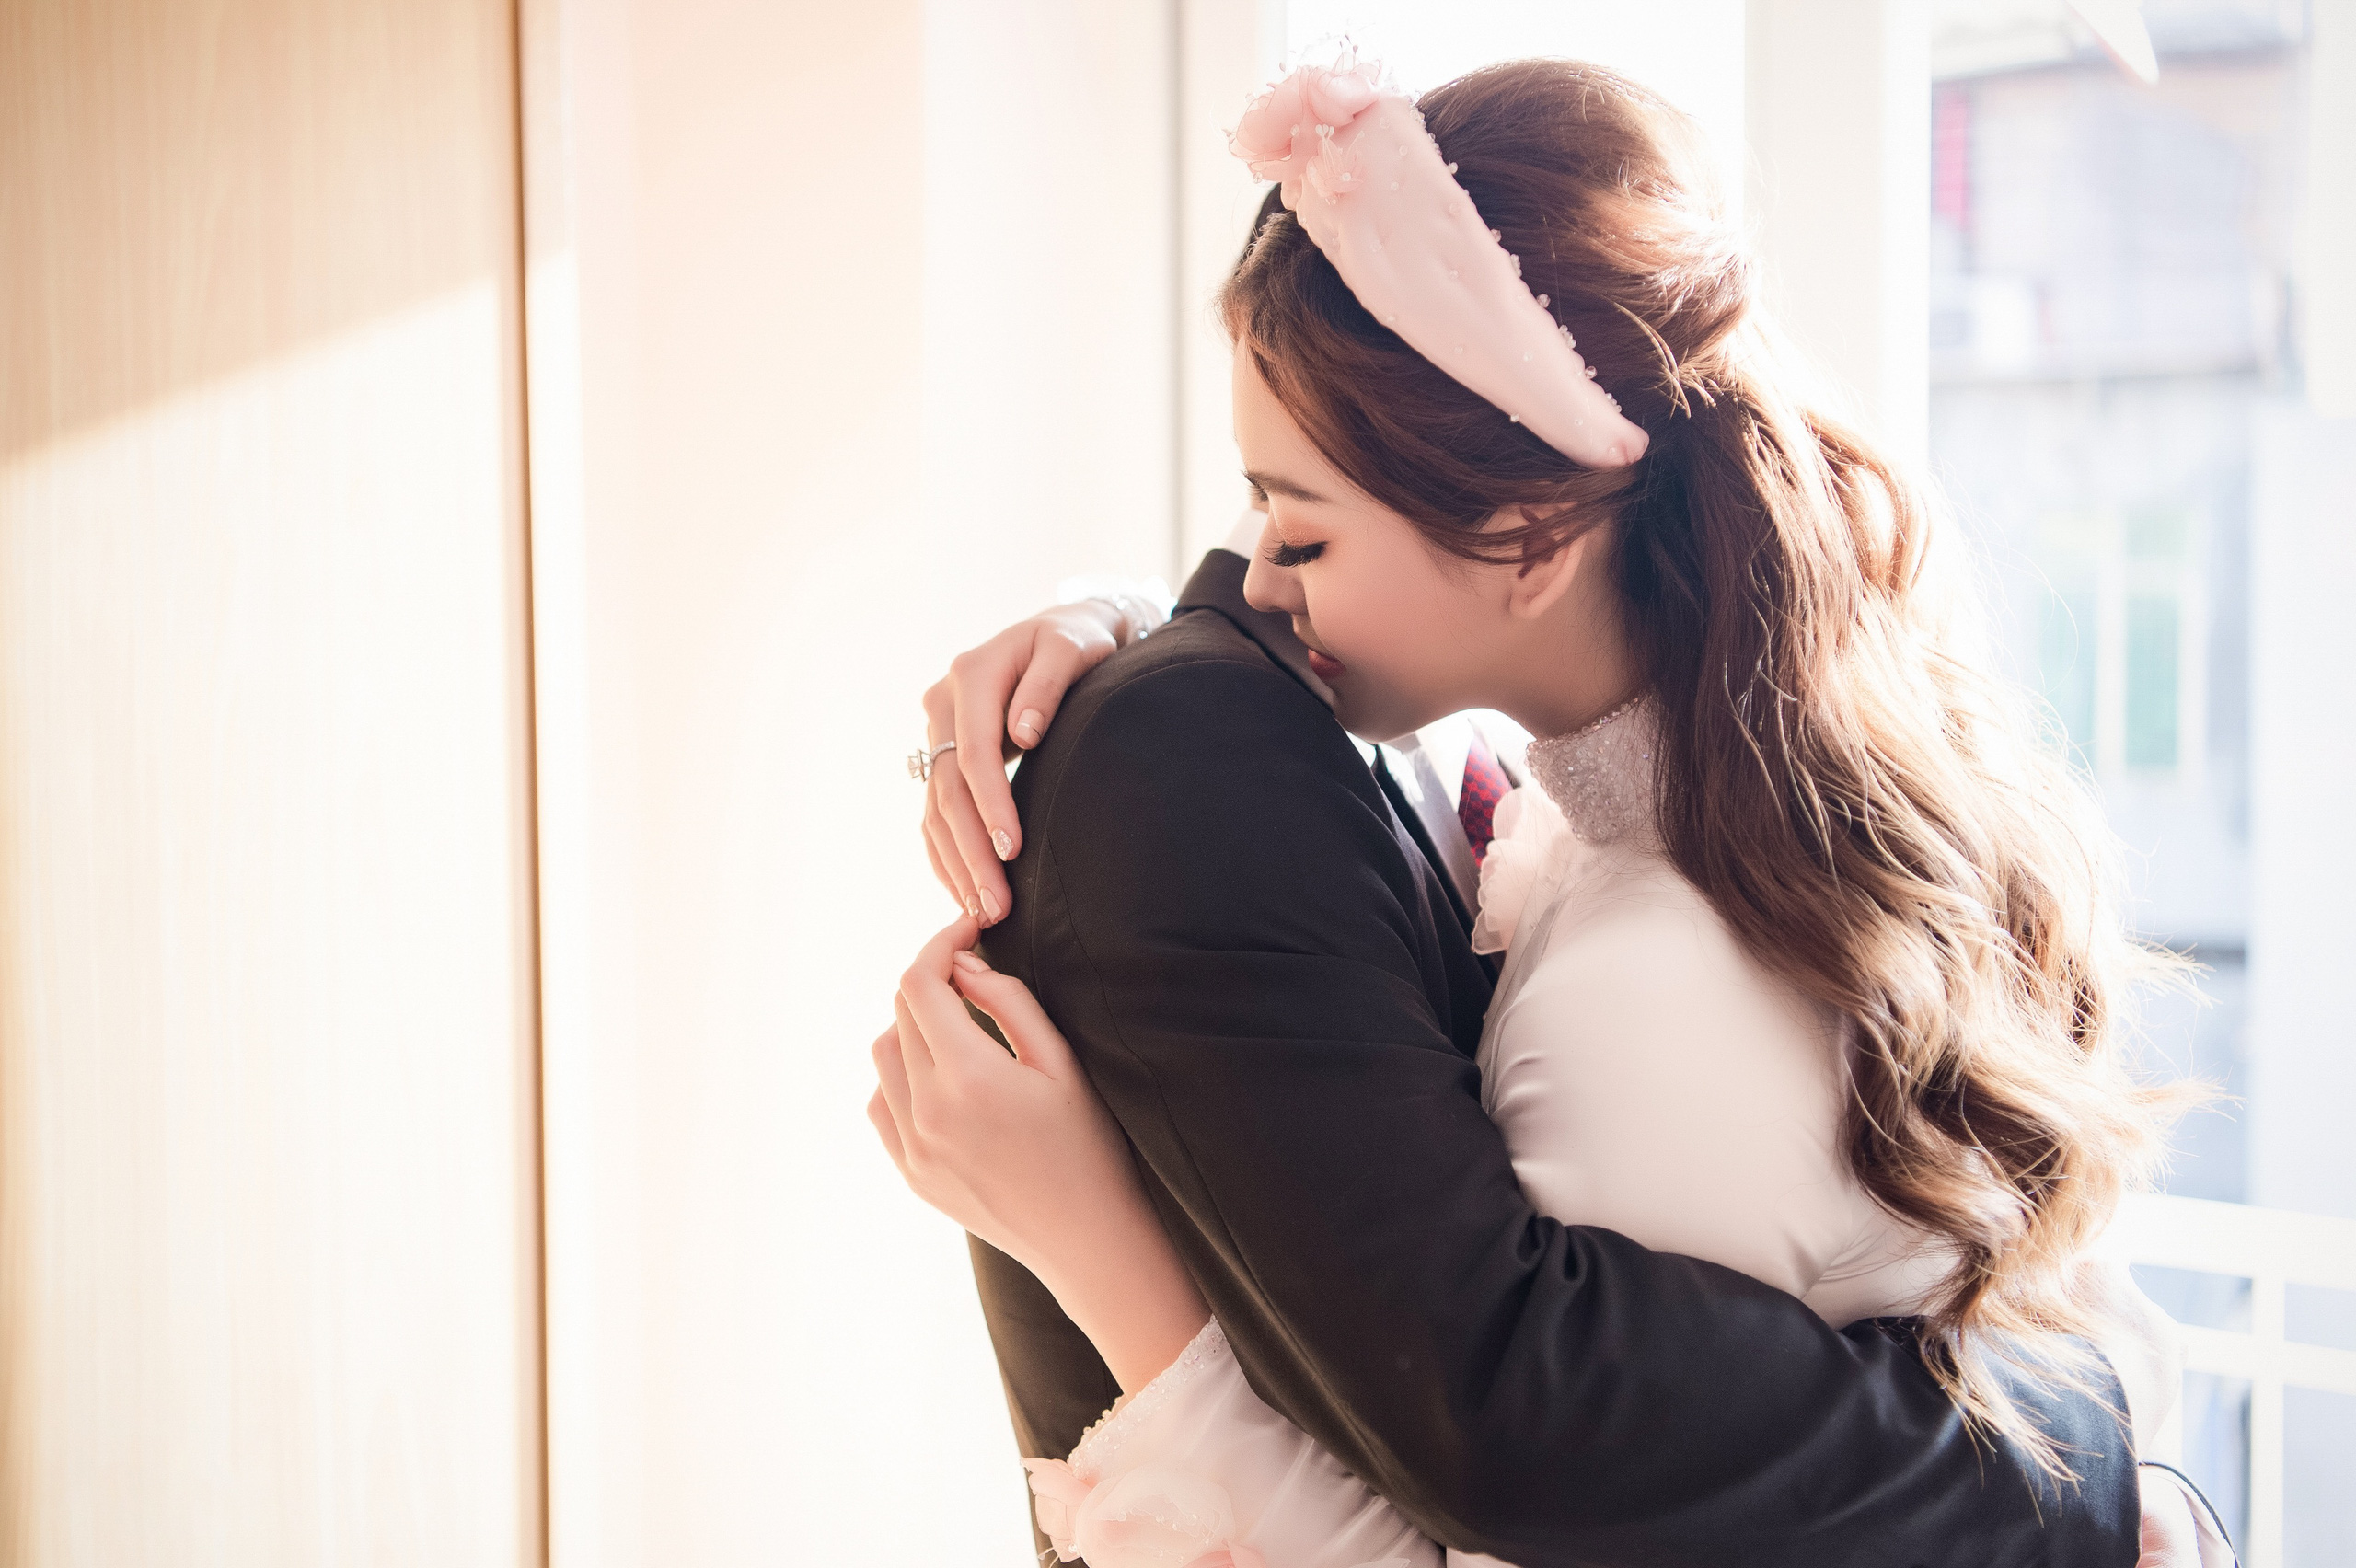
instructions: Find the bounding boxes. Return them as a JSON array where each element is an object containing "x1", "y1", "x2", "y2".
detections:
[{"x1": 1230, "y1": 57, "x2": 1649, "y2": 470}]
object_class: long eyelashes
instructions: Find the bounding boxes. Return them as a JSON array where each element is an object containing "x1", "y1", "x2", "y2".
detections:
[{"x1": 1265, "y1": 540, "x2": 1324, "y2": 568}]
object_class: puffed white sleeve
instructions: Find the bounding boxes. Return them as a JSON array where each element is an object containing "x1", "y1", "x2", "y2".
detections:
[{"x1": 1023, "y1": 1319, "x2": 1438, "y2": 1568}]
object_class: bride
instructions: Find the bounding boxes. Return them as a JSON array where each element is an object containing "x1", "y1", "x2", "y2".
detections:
[{"x1": 872, "y1": 54, "x2": 2197, "y2": 1568}]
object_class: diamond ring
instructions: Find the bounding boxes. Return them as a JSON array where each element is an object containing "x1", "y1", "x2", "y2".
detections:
[{"x1": 907, "y1": 740, "x2": 957, "y2": 782}]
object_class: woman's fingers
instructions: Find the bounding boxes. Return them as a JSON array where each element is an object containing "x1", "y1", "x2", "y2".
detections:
[
  {"x1": 931, "y1": 764, "x2": 1011, "y2": 924},
  {"x1": 867, "y1": 1084, "x2": 908, "y2": 1172},
  {"x1": 950, "y1": 649, "x2": 1021, "y2": 867},
  {"x1": 899, "y1": 916, "x2": 981, "y2": 1026},
  {"x1": 1003, "y1": 628, "x2": 1093, "y2": 751},
  {"x1": 919, "y1": 681, "x2": 988, "y2": 919},
  {"x1": 921, "y1": 794, "x2": 979, "y2": 918},
  {"x1": 2135, "y1": 1471, "x2": 2201, "y2": 1568},
  {"x1": 918, "y1": 602, "x2": 1133, "y2": 907},
  {"x1": 923, "y1": 912, "x2": 982, "y2": 963},
  {"x1": 892, "y1": 991, "x2": 938, "y2": 1092},
  {"x1": 872, "y1": 1023, "x2": 917, "y2": 1144},
  {"x1": 949, "y1": 951, "x2": 1078, "y2": 1078},
  {"x1": 968, "y1": 628, "x2": 1094, "y2": 868},
  {"x1": 899, "y1": 919, "x2": 1015, "y2": 1076},
  {"x1": 922, "y1": 677, "x2": 1006, "y2": 920},
  {"x1": 898, "y1": 920, "x2": 1074, "y2": 1085},
  {"x1": 919, "y1": 816, "x2": 956, "y2": 900}
]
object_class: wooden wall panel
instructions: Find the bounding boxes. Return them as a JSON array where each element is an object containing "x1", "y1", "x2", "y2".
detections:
[{"x1": 0, "y1": 3, "x2": 542, "y2": 1563}]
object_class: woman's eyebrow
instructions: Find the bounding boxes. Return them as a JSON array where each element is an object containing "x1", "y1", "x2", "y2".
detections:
[{"x1": 1243, "y1": 469, "x2": 1333, "y2": 504}]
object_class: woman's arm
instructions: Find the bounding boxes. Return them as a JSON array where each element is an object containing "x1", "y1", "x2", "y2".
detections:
[
  {"x1": 872, "y1": 919, "x2": 1207, "y2": 1393},
  {"x1": 874, "y1": 920, "x2": 1438, "y2": 1568}
]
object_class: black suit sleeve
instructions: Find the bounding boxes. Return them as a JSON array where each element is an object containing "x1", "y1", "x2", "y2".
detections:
[{"x1": 987, "y1": 649, "x2": 2137, "y2": 1568}]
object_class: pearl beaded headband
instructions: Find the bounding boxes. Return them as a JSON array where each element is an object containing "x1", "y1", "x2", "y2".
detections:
[{"x1": 1230, "y1": 56, "x2": 1650, "y2": 470}]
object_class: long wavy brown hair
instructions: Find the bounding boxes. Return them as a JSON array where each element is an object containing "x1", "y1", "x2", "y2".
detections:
[{"x1": 1224, "y1": 58, "x2": 2189, "y2": 1468}]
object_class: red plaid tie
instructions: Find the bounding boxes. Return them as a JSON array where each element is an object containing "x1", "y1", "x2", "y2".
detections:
[{"x1": 1458, "y1": 730, "x2": 1510, "y2": 863}]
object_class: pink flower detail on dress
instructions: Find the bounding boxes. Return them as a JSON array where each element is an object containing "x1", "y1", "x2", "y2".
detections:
[
  {"x1": 1024, "y1": 1455, "x2": 1239, "y2": 1568},
  {"x1": 1022, "y1": 1457, "x2": 1093, "y2": 1558},
  {"x1": 1470, "y1": 784, "x2": 1569, "y2": 955},
  {"x1": 1183, "y1": 1549, "x2": 1259, "y2": 1568}
]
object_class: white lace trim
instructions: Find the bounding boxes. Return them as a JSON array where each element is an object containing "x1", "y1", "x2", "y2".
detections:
[
  {"x1": 1068, "y1": 1317, "x2": 1231, "y2": 1482},
  {"x1": 1522, "y1": 695, "x2": 1659, "y2": 849}
]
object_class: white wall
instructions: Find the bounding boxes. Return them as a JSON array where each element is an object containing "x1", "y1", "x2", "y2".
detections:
[
  {"x1": 525, "y1": 2, "x2": 1188, "y2": 1562},
  {"x1": 1178, "y1": 0, "x2": 1294, "y2": 565},
  {"x1": 924, "y1": 1, "x2": 1184, "y2": 593}
]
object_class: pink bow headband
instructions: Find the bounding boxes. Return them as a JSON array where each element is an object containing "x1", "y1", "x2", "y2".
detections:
[{"x1": 1230, "y1": 57, "x2": 1649, "y2": 470}]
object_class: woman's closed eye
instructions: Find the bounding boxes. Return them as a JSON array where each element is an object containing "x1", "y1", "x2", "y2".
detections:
[{"x1": 1264, "y1": 539, "x2": 1324, "y2": 568}]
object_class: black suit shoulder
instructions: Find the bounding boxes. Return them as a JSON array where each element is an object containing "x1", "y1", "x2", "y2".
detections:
[
  {"x1": 993, "y1": 607, "x2": 1481, "y2": 1064},
  {"x1": 1018, "y1": 605, "x2": 1357, "y2": 802}
]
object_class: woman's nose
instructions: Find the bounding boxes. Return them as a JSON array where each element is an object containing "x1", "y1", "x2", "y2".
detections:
[{"x1": 1242, "y1": 536, "x2": 1302, "y2": 617}]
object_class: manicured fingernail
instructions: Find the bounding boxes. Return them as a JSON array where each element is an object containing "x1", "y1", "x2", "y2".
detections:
[
  {"x1": 963, "y1": 896, "x2": 979, "y2": 919},
  {"x1": 953, "y1": 950, "x2": 990, "y2": 974},
  {"x1": 1013, "y1": 709, "x2": 1044, "y2": 744},
  {"x1": 991, "y1": 827, "x2": 1014, "y2": 860},
  {"x1": 979, "y1": 889, "x2": 1001, "y2": 923}
]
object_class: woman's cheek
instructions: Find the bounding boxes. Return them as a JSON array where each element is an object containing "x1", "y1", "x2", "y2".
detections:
[
  {"x1": 1315, "y1": 574, "x2": 1397, "y2": 663},
  {"x1": 1360, "y1": 580, "x2": 1431, "y2": 668},
  {"x1": 1333, "y1": 594, "x2": 1425, "y2": 701}
]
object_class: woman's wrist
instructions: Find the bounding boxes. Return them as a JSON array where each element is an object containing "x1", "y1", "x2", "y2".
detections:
[
  {"x1": 1055, "y1": 575, "x2": 1172, "y2": 650},
  {"x1": 1029, "y1": 1211, "x2": 1212, "y2": 1394},
  {"x1": 1054, "y1": 597, "x2": 1130, "y2": 652},
  {"x1": 1092, "y1": 593, "x2": 1166, "y2": 648}
]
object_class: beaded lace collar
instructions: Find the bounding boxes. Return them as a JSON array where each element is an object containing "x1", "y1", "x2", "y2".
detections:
[{"x1": 1523, "y1": 695, "x2": 1660, "y2": 849}]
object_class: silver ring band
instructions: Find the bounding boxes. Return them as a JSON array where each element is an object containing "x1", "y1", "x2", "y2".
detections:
[{"x1": 907, "y1": 740, "x2": 957, "y2": 782}]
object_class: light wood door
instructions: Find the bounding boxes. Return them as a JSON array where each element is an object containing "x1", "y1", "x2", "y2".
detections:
[{"x1": 0, "y1": 2, "x2": 543, "y2": 1562}]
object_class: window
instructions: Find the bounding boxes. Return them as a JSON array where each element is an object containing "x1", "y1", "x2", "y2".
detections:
[{"x1": 2034, "y1": 504, "x2": 2204, "y2": 778}]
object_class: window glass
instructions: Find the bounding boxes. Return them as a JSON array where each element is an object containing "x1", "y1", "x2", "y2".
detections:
[{"x1": 1929, "y1": 1, "x2": 2341, "y2": 1550}]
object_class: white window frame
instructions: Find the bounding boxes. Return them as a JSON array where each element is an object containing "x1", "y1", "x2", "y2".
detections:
[{"x1": 2108, "y1": 1193, "x2": 2356, "y2": 1568}]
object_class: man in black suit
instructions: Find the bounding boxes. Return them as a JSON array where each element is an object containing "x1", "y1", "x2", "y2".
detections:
[{"x1": 951, "y1": 542, "x2": 2145, "y2": 1567}]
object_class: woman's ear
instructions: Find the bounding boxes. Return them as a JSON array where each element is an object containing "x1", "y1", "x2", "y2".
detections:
[{"x1": 1503, "y1": 506, "x2": 1590, "y2": 622}]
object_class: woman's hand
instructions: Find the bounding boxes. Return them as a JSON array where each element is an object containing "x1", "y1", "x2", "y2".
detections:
[
  {"x1": 2136, "y1": 1478, "x2": 2200, "y2": 1568},
  {"x1": 918, "y1": 601, "x2": 1130, "y2": 926},
  {"x1": 868, "y1": 917, "x2": 1208, "y2": 1392}
]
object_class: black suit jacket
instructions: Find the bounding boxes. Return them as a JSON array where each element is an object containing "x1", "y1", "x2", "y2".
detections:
[{"x1": 969, "y1": 550, "x2": 2136, "y2": 1567}]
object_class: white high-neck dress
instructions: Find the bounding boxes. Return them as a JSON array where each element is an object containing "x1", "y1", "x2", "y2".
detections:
[{"x1": 1021, "y1": 700, "x2": 2172, "y2": 1568}]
